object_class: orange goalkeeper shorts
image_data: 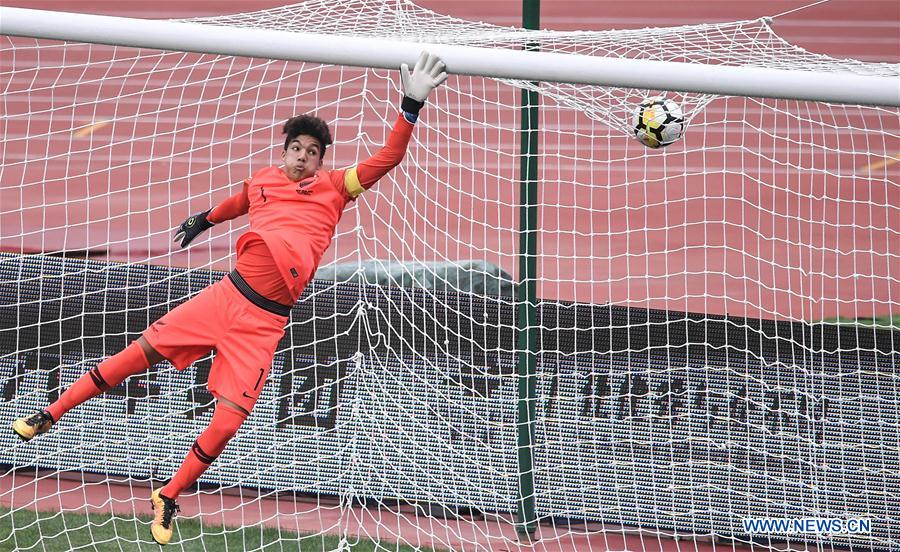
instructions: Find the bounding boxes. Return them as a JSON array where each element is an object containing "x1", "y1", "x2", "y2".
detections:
[{"x1": 142, "y1": 273, "x2": 289, "y2": 414}]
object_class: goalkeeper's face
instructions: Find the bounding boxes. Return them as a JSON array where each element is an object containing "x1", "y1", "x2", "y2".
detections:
[{"x1": 281, "y1": 135, "x2": 323, "y2": 181}]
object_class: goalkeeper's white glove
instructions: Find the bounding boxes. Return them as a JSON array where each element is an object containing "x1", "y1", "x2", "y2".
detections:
[{"x1": 400, "y1": 51, "x2": 447, "y2": 117}]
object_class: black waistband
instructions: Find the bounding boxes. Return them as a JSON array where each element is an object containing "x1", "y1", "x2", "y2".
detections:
[{"x1": 227, "y1": 270, "x2": 293, "y2": 317}]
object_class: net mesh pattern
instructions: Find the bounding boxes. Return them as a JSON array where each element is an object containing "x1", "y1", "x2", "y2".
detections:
[{"x1": 1, "y1": 1, "x2": 898, "y2": 550}]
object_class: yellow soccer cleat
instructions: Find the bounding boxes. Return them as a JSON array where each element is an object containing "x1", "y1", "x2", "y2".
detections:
[
  {"x1": 12, "y1": 410, "x2": 54, "y2": 441},
  {"x1": 150, "y1": 488, "x2": 180, "y2": 545}
]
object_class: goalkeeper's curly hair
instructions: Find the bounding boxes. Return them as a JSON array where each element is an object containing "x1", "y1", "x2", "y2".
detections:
[{"x1": 282, "y1": 115, "x2": 333, "y2": 158}]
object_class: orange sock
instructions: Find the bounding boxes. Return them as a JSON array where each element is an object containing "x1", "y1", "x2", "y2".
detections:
[
  {"x1": 46, "y1": 341, "x2": 150, "y2": 422},
  {"x1": 160, "y1": 402, "x2": 246, "y2": 499}
]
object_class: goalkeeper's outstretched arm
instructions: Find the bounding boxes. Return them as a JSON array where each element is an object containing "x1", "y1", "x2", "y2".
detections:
[
  {"x1": 172, "y1": 183, "x2": 250, "y2": 247},
  {"x1": 344, "y1": 51, "x2": 447, "y2": 199}
]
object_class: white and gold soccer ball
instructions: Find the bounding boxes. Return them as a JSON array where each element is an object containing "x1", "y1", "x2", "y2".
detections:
[{"x1": 632, "y1": 96, "x2": 685, "y2": 148}]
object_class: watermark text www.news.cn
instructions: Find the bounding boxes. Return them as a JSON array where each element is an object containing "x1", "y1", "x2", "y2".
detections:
[{"x1": 742, "y1": 518, "x2": 871, "y2": 535}]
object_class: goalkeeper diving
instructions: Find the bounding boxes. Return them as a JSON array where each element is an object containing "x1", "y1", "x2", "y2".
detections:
[{"x1": 11, "y1": 51, "x2": 447, "y2": 546}]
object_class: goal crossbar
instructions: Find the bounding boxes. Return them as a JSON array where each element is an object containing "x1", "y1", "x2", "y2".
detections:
[{"x1": 1, "y1": 6, "x2": 898, "y2": 106}]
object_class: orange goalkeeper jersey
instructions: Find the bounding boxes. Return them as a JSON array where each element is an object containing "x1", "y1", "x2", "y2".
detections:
[{"x1": 209, "y1": 113, "x2": 415, "y2": 302}]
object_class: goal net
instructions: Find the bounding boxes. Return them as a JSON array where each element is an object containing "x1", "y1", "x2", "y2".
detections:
[{"x1": 1, "y1": 1, "x2": 898, "y2": 550}]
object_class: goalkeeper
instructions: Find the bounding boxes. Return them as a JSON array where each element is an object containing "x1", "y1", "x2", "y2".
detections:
[{"x1": 12, "y1": 51, "x2": 447, "y2": 546}]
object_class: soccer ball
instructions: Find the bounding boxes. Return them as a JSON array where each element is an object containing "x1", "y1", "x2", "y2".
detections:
[{"x1": 632, "y1": 96, "x2": 685, "y2": 148}]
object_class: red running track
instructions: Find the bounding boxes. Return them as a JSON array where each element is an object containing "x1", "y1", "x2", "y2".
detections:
[
  {"x1": 1, "y1": 1, "x2": 898, "y2": 321},
  {"x1": 2, "y1": 469, "x2": 750, "y2": 552}
]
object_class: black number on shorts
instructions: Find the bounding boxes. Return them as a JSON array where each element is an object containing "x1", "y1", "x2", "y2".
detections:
[{"x1": 253, "y1": 368, "x2": 265, "y2": 391}]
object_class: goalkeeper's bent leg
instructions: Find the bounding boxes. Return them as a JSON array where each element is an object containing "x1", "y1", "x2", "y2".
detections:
[
  {"x1": 159, "y1": 400, "x2": 247, "y2": 499},
  {"x1": 151, "y1": 401, "x2": 245, "y2": 544},
  {"x1": 45, "y1": 340, "x2": 151, "y2": 422}
]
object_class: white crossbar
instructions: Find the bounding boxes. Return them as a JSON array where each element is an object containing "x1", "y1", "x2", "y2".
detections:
[{"x1": 1, "y1": 7, "x2": 898, "y2": 106}]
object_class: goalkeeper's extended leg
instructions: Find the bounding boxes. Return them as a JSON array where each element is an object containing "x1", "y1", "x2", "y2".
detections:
[
  {"x1": 151, "y1": 399, "x2": 246, "y2": 545},
  {"x1": 11, "y1": 339, "x2": 155, "y2": 441}
]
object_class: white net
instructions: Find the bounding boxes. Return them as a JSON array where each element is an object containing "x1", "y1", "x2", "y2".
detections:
[{"x1": 1, "y1": 1, "x2": 898, "y2": 551}]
